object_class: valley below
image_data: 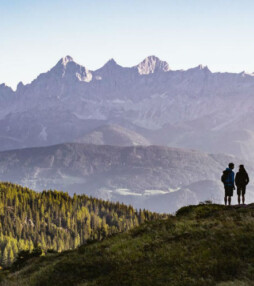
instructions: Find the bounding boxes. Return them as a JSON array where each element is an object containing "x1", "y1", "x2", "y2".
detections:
[
  {"x1": 1, "y1": 55, "x2": 254, "y2": 212},
  {"x1": 1, "y1": 54, "x2": 254, "y2": 284},
  {"x1": 0, "y1": 143, "x2": 253, "y2": 213}
]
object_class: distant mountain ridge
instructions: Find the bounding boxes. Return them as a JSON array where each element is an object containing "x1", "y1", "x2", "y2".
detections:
[
  {"x1": 77, "y1": 124, "x2": 150, "y2": 146},
  {"x1": 1, "y1": 55, "x2": 254, "y2": 160},
  {"x1": 0, "y1": 143, "x2": 251, "y2": 213}
]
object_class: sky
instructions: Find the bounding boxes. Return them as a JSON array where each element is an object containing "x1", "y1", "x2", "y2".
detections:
[{"x1": 1, "y1": 0, "x2": 254, "y2": 89}]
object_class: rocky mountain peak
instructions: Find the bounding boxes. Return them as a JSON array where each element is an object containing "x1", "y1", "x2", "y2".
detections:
[
  {"x1": 50, "y1": 56, "x2": 92, "y2": 82},
  {"x1": 239, "y1": 71, "x2": 254, "y2": 78},
  {"x1": 17, "y1": 81, "x2": 25, "y2": 90},
  {"x1": 106, "y1": 58, "x2": 118, "y2": 66},
  {"x1": 137, "y1": 55, "x2": 170, "y2": 75},
  {"x1": 184, "y1": 65, "x2": 211, "y2": 76},
  {"x1": 0, "y1": 83, "x2": 14, "y2": 93},
  {"x1": 59, "y1": 55, "x2": 74, "y2": 66},
  {"x1": 190, "y1": 64, "x2": 211, "y2": 73},
  {"x1": 100, "y1": 58, "x2": 122, "y2": 70},
  {"x1": 94, "y1": 58, "x2": 124, "y2": 77},
  {"x1": 53, "y1": 55, "x2": 75, "y2": 71},
  {"x1": 0, "y1": 83, "x2": 14, "y2": 101}
]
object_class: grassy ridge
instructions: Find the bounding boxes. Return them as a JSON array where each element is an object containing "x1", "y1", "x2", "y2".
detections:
[{"x1": 2, "y1": 203, "x2": 254, "y2": 286}]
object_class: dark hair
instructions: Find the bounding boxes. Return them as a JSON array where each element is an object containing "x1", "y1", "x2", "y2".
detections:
[
  {"x1": 228, "y1": 162, "x2": 234, "y2": 169},
  {"x1": 239, "y1": 165, "x2": 246, "y2": 172}
]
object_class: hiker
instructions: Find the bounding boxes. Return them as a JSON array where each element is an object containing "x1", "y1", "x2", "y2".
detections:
[
  {"x1": 235, "y1": 165, "x2": 249, "y2": 205},
  {"x1": 221, "y1": 163, "x2": 235, "y2": 206}
]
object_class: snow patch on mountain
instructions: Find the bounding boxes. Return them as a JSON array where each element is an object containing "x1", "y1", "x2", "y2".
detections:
[
  {"x1": 2, "y1": 55, "x2": 254, "y2": 160},
  {"x1": 61, "y1": 55, "x2": 73, "y2": 66},
  {"x1": 115, "y1": 189, "x2": 142, "y2": 196},
  {"x1": 137, "y1": 55, "x2": 170, "y2": 75},
  {"x1": 39, "y1": 126, "x2": 48, "y2": 141}
]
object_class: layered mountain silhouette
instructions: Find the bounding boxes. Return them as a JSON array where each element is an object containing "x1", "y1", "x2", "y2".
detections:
[
  {"x1": 1, "y1": 55, "x2": 254, "y2": 161},
  {"x1": 0, "y1": 143, "x2": 252, "y2": 212},
  {"x1": 77, "y1": 124, "x2": 150, "y2": 146}
]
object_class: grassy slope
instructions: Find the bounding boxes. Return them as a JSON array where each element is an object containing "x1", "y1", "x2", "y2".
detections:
[{"x1": 2, "y1": 204, "x2": 254, "y2": 286}]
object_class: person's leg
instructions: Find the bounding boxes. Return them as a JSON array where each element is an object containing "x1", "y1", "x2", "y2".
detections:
[
  {"x1": 237, "y1": 187, "x2": 240, "y2": 205},
  {"x1": 227, "y1": 187, "x2": 234, "y2": 206},
  {"x1": 224, "y1": 187, "x2": 229, "y2": 205},
  {"x1": 242, "y1": 186, "x2": 246, "y2": 204}
]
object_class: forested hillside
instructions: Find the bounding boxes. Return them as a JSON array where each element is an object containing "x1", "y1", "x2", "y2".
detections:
[
  {"x1": 0, "y1": 182, "x2": 162, "y2": 267},
  {"x1": 2, "y1": 203, "x2": 254, "y2": 286}
]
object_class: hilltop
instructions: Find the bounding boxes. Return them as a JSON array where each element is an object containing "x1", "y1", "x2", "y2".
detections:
[
  {"x1": 76, "y1": 124, "x2": 150, "y2": 146},
  {"x1": 2, "y1": 203, "x2": 254, "y2": 286}
]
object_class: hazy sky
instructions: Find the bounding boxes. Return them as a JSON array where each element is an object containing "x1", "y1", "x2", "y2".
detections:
[{"x1": 1, "y1": 0, "x2": 254, "y2": 89}]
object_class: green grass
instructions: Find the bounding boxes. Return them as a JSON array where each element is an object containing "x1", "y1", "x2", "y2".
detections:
[{"x1": 2, "y1": 204, "x2": 254, "y2": 286}]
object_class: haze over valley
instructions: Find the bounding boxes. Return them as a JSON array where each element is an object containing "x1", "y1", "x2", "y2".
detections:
[{"x1": 3, "y1": 1, "x2": 254, "y2": 284}]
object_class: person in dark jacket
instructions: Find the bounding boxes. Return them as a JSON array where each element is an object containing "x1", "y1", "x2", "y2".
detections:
[
  {"x1": 221, "y1": 162, "x2": 235, "y2": 206},
  {"x1": 235, "y1": 165, "x2": 249, "y2": 205}
]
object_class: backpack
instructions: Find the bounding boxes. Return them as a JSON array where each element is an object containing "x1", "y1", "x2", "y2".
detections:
[{"x1": 221, "y1": 170, "x2": 230, "y2": 184}]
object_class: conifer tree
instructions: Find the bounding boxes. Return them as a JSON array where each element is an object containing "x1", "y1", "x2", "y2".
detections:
[{"x1": 0, "y1": 182, "x2": 163, "y2": 267}]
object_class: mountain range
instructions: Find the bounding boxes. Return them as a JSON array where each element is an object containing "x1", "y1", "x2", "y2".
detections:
[
  {"x1": 2, "y1": 55, "x2": 254, "y2": 212},
  {"x1": 1, "y1": 55, "x2": 254, "y2": 162}
]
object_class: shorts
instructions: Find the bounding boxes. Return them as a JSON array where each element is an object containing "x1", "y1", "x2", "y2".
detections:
[
  {"x1": 224, "y1": 186, "x2": 233, "y2": 197},
  {"x1": 237, "y1": 186, "x2": 246, "y2": 196}
]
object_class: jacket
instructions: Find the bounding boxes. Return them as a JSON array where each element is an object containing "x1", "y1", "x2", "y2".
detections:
[
  {"x1": 235, "y1": 171, "x2": 249, "y2": 187},
  {"x1": 223, "y1": 168, "x2": 235, "y2": 187}
]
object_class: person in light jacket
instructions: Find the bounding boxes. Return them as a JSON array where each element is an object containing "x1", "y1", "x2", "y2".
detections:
[{"x1": 221, "y1": 163, "x2": 235, "y2": 206}]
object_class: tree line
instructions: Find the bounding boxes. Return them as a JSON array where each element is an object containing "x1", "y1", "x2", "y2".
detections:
[{"x1": 0, "y1": 182, "x2": 164, "y2": 267}]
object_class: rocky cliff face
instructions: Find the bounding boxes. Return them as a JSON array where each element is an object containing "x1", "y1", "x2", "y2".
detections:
[{"x1": 1, "y1": 55, "x2": 254, "y2": 158}]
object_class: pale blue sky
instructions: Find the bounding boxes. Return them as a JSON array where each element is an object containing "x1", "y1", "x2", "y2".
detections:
[{"x1": 1, "y1": 0, "x2": 254, "y2": 89}]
